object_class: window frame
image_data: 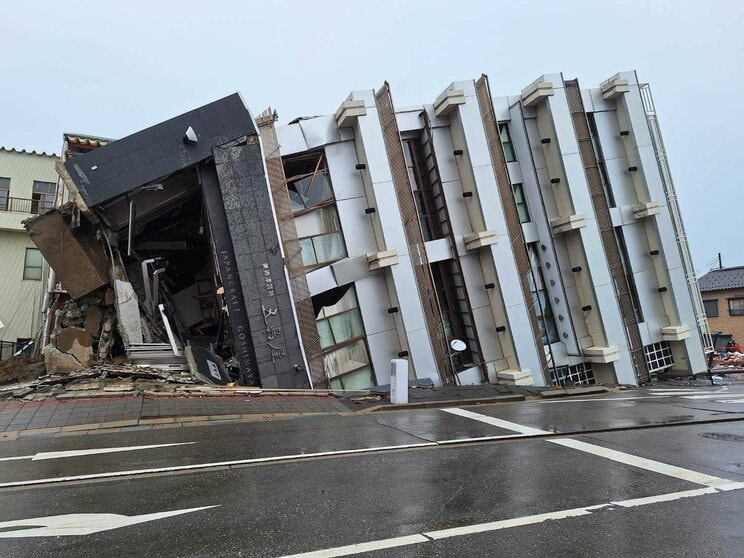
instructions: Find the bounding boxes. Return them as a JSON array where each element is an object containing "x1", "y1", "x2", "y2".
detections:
[
  {"x1": 728, "y1": 297, "x2": 744, "y2": 316},
  {"x1": 31, "y1": 180, "x2": 57, "y2": 214},
  {"x1": 0, "y1": 177, "x2": 9, "y2": 211},
  {"x1": 498, "y1": 122, "x2": 517, "y2": 163},
  {"x1": 512, "y1": 183, "x2": 531, "y2": 224},
  {"x1": 23, "y1": 248, "x2": 43, "y2": 281},
  {"x1": 315, "y1": 287, "x2": 374, "y2": 389},
  {"x1": 703, "y1": 299, "x2": 719, "y2": 318}
]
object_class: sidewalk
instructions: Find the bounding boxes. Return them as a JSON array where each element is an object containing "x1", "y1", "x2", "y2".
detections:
[
  {"x1": 0, "y1": 395, "x2": 350, "y2": 436},
  {"x1": 0, "y1": 383, "x2": 611, "y2": 439}
]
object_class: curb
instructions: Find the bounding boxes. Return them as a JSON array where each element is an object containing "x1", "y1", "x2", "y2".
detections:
[
  {"x1": 0, "y1": 412, "x2": 345, "y2": 441},
  {"x1": 365, "y1": 394, "x2": 526, "y2": 412},
  {"x1": 539, "y1": 386, "x2": 609, "y2": 399}
]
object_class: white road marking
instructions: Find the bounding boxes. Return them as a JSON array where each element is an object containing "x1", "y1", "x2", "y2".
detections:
[
  {"x1": 682, "y1": 393, "x2": 744, "y2": 400},
  {"x1": 647, "y1": 388, "x2": 700, "y2": 393},
  {"x1": 0, "y1": 442, "x2": 196, "y2": 463},
  {"x1": 442, "y1": 408, "x2": 548, "y2": 435},
  {"x1": 550, "y1": 438, "x2": 734, "y2": 488},
  {"x1": 0, "y1": 442, "x2": 437, "y2": 488},
  {"x1": 0, "y1": 506, "x2": 218, "y2": 538},
  {"x1": 442, "y1": 408, "x2": 738, "y2": 488},
  {"x1": 276, "y1": 486, "x2": 741, "y2": 557},
  {"x1": 538, "y1": 395, "x2": 670, "y2": 403}
]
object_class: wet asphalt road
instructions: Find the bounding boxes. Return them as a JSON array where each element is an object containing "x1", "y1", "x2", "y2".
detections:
[{"x1": 0, "y1": 385, "x2": 743, "y2": 557}]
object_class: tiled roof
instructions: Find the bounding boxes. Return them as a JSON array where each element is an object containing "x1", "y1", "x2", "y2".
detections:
[
  {"x1": 698, "y1": 266, "x2": 744, "y2": 292},
  {"x1": 0, "y1": 146, "x2": 57, "y2": 158},
  {"x1": 64, "y1": 133, "x2": 113, "y2": 148}
]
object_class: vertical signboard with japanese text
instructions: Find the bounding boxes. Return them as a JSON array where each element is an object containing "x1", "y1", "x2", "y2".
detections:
[{"x1": 213, "y1": 143, "x2": 309, "y2": 388}]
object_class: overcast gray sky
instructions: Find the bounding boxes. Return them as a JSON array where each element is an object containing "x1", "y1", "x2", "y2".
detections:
[{"x1": 1, "y1": 0, "x2": 741, "y2": 271}]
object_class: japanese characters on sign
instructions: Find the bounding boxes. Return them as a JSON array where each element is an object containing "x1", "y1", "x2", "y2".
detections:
[
  {"x1": 261, "y1": 263, "x2": 275, "y2": 297},
  {"x1": 261, "y1": 304, "x2": 285, "y2": 363}
]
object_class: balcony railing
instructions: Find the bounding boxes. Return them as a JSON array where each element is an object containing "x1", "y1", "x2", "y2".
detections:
[{"x1": 0, "y1": 197, "x2": 49, "y2": 215}]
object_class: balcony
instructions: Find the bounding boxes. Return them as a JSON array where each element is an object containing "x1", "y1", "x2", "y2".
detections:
[{"x1": 0, "y1": 197, "x2": 50, "y2": 215}]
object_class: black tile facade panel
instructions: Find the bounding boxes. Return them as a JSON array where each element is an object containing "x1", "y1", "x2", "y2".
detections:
[
  {"x1": 64, "y1": 93, "x2": 256, "y2": 207},
  {"x1": 213, "y1": 145, "x2": 309, "y2": 389}
]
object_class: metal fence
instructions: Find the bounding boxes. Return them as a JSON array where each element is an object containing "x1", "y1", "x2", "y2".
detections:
[{"x1": 0, "y1": 197, "x2": 46, "y2": 214}]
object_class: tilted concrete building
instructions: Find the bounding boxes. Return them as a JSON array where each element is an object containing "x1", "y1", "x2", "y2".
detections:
[
  {"x1": 28, "y1": 71, "x2": 711, "y2": 388},
  {"x1": 262, "y1": 71, "x2": 711, "y2": 389},
  {"x1": 0, "y1": 147, "x2": 57, "y2": 357}
]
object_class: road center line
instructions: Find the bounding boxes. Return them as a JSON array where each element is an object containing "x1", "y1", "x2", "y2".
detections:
[
  {"x1": 276, "y1": 485, "x2": 740, "y2": 558},
  {"x1": 442, "y1": 408, "x2": 738, "y2": 488}
]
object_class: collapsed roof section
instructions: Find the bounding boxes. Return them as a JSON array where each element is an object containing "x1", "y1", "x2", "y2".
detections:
[{"x1": 28, "y1": 94, "x2": 310, "y2": 389}]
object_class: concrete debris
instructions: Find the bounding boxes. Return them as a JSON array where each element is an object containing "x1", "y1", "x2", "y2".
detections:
[
  {"x1": 185, "y1": 344, "x2": 231, "y2": 385},
  {"x1": 42, "y1": 345, "x2": 84, "y2": 374},
  {"x1": 25, "y1": 207, "x2": 110, "y2": 299},
  {"x1": 0, "y1": 362, "x2": 347, "y2": 403},
  {"x1": 56, "y1": 327, "x2": 94, "y2": 366}
]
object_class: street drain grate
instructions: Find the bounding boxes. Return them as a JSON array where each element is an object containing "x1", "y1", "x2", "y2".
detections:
[{"x1": 699, "y1": 432, "x2": 744, "y2": 442}]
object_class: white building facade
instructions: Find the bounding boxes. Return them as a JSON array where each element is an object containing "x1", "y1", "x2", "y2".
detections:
[
  {"x1": 258, "y1": 70, "x2": 710, "y2": 388},
  {"x1": 0, "y1": 147, "x2": 57, "y2": 356}
]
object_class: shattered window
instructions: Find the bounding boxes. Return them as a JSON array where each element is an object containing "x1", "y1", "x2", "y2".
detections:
[
  {"x1": 284, "y1": 152, "x2": 334, "y2": 214},
  {"x1": 23, "y1": 248, "x2": 43, "y2": 280},
  {"x1": 288, "y1": 174, "x2": 334, "y2": 212}
]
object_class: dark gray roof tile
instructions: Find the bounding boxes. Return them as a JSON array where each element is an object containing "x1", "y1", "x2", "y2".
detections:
[{"x1": 698, "y1": 266, "x2": 744, "y2": 292}]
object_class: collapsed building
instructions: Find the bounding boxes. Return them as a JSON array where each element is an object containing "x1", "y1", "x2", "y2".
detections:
[{"x1": 27, "y1": 71, "x2": 713, "y2": 390}]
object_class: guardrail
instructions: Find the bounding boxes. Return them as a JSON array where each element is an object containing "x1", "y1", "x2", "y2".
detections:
[{"x1": 0, "y1": 197, "x2": 45, "y2": 214}]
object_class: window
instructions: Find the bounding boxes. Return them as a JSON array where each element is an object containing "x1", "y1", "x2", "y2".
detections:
[
  {"x1": 0, "y1": 177, "x2": 9, "y2": 211},
  {"x1": 298, "y1": 207, "x2": 347, "y2": 268},
  {"x1": 315, "y1": 288, "x2": 375, "y2": 390},
  {"x1": 551, "y1": 363, "x2": 595, "y2": 386},
  {"x1": 512, "y1": 183, "x2": 530, "y2": 223},
  {"x1": 499, "y1": 123, "x2": 517, "y2": 163},
  {"x1": 23, "y1": 248, "x2": 43, "y2": 280},
  {"x1": 729, "y1": 298, "x2": 744, "y2": 316},
  {"x1": 644, "y1": 342, "x2": 674, "y2": 373},
  {"x1": 283, "y1": 152, "x2": 334, "y2": 214},
  {"x1": 527, "y1": 244, "x2": 559, "y2": 345},
  {"x1": 32, "y1": 181, "x2": 56, "y2": 213},
  {"x1": 703, "y1": 299, "x2": 719, "y2": 318}
]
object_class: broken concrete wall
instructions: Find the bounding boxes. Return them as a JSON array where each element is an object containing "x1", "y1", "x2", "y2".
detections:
[{"x1": 25, "y1": 208, "x2": 110, "y2": 299}]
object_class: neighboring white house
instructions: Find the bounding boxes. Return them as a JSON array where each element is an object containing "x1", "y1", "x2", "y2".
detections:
[{"x1": 0, "y1": 147, "x2": 58, "y2": 357}]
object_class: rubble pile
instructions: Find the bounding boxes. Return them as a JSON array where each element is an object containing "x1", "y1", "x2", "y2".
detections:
[
  {"x1": 43, "y1": 293, "x2": 116, "y2": 373},
  {"x1": 712, "y1": 351, "x2": 744, "y2": 370},
  {"x1": 0, "y1": 364, "x2": 346, "y2": 402},
  {"x1": 0, "y1": 355, "x2": 46, "y2": 385},
  {"x1": 0, "y1": 365, "x2": 197, "y2": 401}
]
